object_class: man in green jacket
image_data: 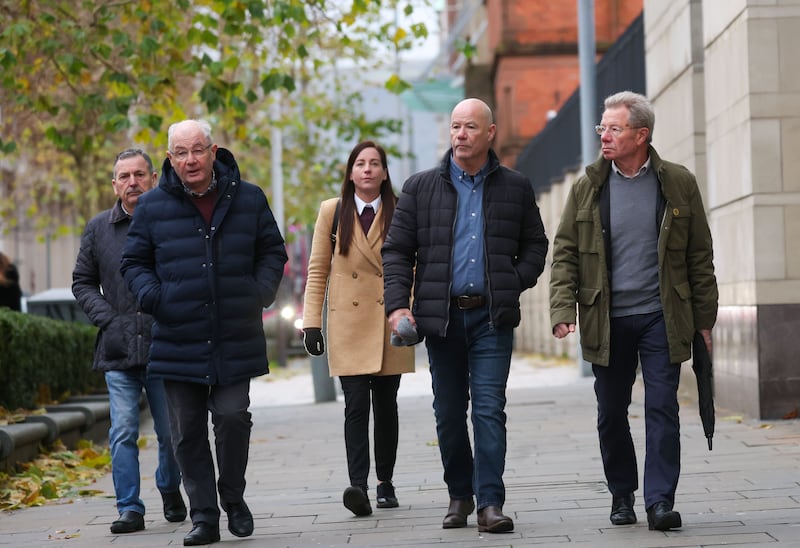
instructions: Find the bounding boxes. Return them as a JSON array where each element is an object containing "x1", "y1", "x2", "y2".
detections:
[{"x1": 550, "y1": 91, "x2": 717, "y2": 532}]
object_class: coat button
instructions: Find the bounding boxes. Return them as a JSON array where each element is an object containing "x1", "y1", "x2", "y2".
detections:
[
  {"x1": 353, "y1": 301, "x2": 359, "y2": 306},
  {"x1": 352, "y1": 272, "x2": 358, "y2": 278}
]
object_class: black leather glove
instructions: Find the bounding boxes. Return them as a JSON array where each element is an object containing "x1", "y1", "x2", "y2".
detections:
[{"x1": 303, "y1": 328, "x2": 325, "y2": 356}]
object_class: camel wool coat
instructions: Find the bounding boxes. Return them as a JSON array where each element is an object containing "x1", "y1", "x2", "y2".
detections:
[{"x1": 303, "y1": 198, "x2": 415, "y2": 377}]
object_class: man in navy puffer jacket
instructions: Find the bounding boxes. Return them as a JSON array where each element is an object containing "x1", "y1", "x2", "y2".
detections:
[{"x1": 121, "y1": 119, "x2": 287, "y2": 546}]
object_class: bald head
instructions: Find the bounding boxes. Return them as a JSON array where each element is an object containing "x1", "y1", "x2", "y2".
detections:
[
  {"x1": 452, "y1": 98, "x2": 494, "y2": 125},
  {"x1": 450, "y1": 98, "x2": 496, "y2": 174}
]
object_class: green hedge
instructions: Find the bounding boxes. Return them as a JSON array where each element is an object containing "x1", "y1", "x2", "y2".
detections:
[{"x1": 0, "y1": 308, "x2": 102, "y2": 410}]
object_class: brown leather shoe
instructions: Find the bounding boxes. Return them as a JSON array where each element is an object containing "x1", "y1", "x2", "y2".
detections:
[
  {"x1": 477, "y1": 505, "x2": 514, "y2": 533},
  {"x1": 442, "y1": 497, "x2": 475, "y2": 529}
]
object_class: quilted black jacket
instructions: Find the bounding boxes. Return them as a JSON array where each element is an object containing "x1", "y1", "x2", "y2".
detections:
[
  {"x1": 73, "y1": 201, "x2": 152, "y2": 371},
  {"x1": 382, "y1": 149, "x2": 549, "y2": 337}
]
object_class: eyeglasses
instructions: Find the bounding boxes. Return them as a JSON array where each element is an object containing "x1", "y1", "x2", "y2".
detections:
[
  {"x1": 170, "y1": 143, "x2": 212, "y2": 162},
  {"x1": 594, "y1": 125, "x2": 640, "y2": 137}
]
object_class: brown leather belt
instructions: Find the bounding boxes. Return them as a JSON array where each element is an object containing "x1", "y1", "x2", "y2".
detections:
[{"x1": 451, "y1": 295, "x2": 486, "y2": 310}]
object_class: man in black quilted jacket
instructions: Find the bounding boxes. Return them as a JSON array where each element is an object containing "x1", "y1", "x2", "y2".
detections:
[
  {"x1": 73, "y1": 149, "x2": 186, "y2": 535},
  {"x1": 382, "y1": 98, "x2": 548, "y2": 534}
]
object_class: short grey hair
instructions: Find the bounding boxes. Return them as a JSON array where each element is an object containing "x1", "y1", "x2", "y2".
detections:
[
  {"x1": 167, "y1": 119, "x2": 213, "y2": 151},
  {"x1": 113, "y1": 148, "x2": 155, "y2": 179},
  {"x1": 604, "y1": 91, "x2": 654, "y2": 143}
]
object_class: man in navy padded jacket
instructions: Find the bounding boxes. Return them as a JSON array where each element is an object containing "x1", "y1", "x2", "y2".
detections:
[{"x1": 121, "y1": 119, "x2": 287, "y2": 546}]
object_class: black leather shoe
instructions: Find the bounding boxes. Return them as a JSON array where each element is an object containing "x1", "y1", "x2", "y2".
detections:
[
  {"x1": 610, "y1": 493, "x2": 637, "y2": 525},
  {"x1": 224, "y1": 500, "x2": 254, "y2": 537},
  {"x1": 442, "y1": 497, "x2": 475, "y2": 529},
  {"x1": 162, "y1": 490, "x2": 187, "y2": 522},
  {"x1": 183, "y1": 522, "x2": 220, "y2": 546},
  {"x1": 376, "y1": 482, "x2": 399, "y2": 508},
  {"x1": 477, "y1": 505, "x2": 514, "y2": 533},
  {"x1": 343, "y1": 485, "x2": 372, "y2": 516},
  {"x1": 110, "y1": 510, "x2": 144, "y2": 534},
  {"x1": 647, "y1": 501, "x2": 682, "y2": 531}
]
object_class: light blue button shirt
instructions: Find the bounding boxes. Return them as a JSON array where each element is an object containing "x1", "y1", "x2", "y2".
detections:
[{"x1": 449, "y1": 156, "x2": 487, "y2": 296}]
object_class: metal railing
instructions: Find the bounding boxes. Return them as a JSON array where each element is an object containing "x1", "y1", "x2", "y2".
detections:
[{"x1": 515, "y1": 13, "x2": 645, "y2": 194}]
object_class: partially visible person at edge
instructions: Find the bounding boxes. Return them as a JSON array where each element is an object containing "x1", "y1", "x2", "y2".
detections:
[
  {"x1": 72, "y1": 149, "x2": 187, "y2": 535},
  {"x1": 302, "y1": 141, "x2": 415, "y2": 518},
  {"x1": 549, "y1": 91, "x2": 718, "y2": 532},
  {"x1": 121, "y1": 120, "x2": 287, "y2": 547},
  {"x1": 382, "y1": 98, "x2": 549, "y2": 534},
  {"x1": 0, "y1": 252, "x2": 22, "y2": 311}
]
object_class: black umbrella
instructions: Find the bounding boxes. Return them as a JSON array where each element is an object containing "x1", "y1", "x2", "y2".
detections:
[{"x1": 692, "y1": 331, "x2": 715, "y2": 450}]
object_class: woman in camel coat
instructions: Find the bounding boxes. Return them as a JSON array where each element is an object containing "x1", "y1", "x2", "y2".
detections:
[{"x1": 302, "y1": 141, "x2": 414, "y2": 517}]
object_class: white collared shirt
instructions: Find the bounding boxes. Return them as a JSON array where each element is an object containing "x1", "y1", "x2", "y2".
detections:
[
  {"x1": 354, "y1": 195, "x2": 382, "y2": 215},
  {"x1": 612, "y1": 157, "x2": 651, "y2": 179}
]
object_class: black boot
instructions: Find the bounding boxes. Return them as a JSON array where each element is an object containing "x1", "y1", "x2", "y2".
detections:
[
  {"x1": 647, "y1": 501, "x2": 682, "y2": 531},
  {"x1": 162, "y1": 491, "x2": 187, "y2": 522},
  {"x1": 610, "y1": 493, "x2": 636, "y2": 525}
]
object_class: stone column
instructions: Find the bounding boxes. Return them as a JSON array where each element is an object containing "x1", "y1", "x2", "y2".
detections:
[
  {"x1": 647, "y1": 0, "x2": 800, "y2": 419},
  {"x1": 702, "y1": 0, "x2": 800, "y2": 419}
]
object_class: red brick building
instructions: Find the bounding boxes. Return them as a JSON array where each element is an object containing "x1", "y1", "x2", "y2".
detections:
[{"x1": 445, "y1": 0, "x2": 642, "y2": 166}]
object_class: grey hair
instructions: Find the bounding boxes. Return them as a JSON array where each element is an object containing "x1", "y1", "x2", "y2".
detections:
[
  {"x1": 113, "y1": 148, "x2": 155, "y2": 179},
  {"x1": 167, "y1": 119, "x2": 213, "y2": 151},
  {"x1": 604, "y1": 91, "x2": 654, "y2": 143}
]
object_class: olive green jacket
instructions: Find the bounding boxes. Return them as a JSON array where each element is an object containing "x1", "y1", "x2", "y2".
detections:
[{"x1": 549, "y1": 146, "x2": 718, "y2": 365}]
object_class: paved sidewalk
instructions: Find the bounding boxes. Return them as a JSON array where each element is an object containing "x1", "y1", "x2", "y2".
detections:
[{"x1": 2, "y1": 350, "x2": 800, "y2": 547}]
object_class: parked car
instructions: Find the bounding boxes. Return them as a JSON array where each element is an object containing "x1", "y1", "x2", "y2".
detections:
[{"x1": 25, "y1": 288, "x2": 90, "y2": 324}]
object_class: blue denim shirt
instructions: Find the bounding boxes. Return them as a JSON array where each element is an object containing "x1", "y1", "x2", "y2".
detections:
[{"x1": 449, "y1": 156, "x2": 487, "y2": 296}]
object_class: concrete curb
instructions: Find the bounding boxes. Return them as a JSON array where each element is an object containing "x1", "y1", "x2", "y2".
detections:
[{"x1": 0, "y1": 396, "x2": 118, "y2": 472}]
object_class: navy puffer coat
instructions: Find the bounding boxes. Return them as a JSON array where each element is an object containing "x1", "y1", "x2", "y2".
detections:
[
  {"x1": 382, "y1": 149, "x2": 549, "y2": 337},
  {"x1": 121, "y1": 148, "x2": 287, "y2": 385}
]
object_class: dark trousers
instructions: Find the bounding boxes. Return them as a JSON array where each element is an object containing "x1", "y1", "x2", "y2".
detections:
[
  {"x1": 163, "y1": 379, "x2": 252, "y2": 526},
  {"x1": 338, "y1": 374, "x2": 402, "y2": 489},
  {"x1": 592, "y1": 311, "x2": 681, "y2": 510}
]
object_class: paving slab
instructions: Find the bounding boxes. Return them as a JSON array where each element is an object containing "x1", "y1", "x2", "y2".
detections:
[{"x1": 1, "y1": 352, "x2": 799, "y2": 547}]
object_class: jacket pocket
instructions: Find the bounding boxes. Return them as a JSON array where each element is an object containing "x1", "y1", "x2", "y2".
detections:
[
  {"x1": 576, "y1": 209, "x2": 597, "y2": 252},
  {"x1": 670, "y1": 281, "x2": 694, "y2": 344},
  {"x1": 101, "y1": 321, "x2": 127, "y2": 361},
  {"x1": 577, "y1": 287, "x2": 602, "y2": 350},
  {"x1": 665, "y1": 204, "x2": 690, "y2": 250}
]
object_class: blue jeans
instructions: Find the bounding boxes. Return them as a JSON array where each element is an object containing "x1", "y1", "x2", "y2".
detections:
[
  {"x1": 105, "y1": 370, "x2": 181, "y2": 515},
  {"x1": 592, "y1": 311, "x2": 681, "y2": 510},
  {"x1": 426, "y1": 306, "x2": 513, "y2": 511}
]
